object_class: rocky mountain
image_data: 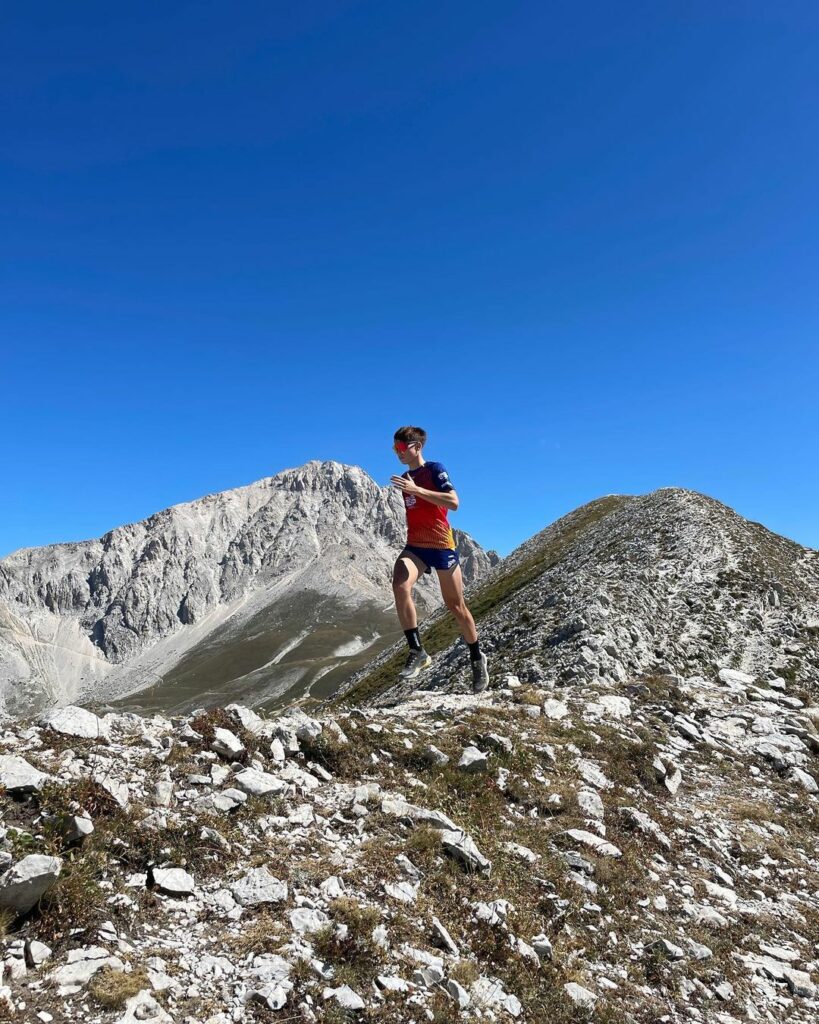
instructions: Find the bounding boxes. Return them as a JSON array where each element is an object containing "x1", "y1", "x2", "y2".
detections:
[
  {"x1": 0, "y1": 462, "x2": 497, "y2": 716},
  {"x1": 339, "y1": 488, "x2": 819, "y2": 707},
  {"x1": 0, "y1": 488, "x2": 816, "y2": 1022}
]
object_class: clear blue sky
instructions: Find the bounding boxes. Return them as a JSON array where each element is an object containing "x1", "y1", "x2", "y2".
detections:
[{"x1": 2, "y1": 2, "x2": 818, "y2": 559}]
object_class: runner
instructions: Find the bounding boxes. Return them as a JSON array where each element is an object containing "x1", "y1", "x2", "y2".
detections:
[{"x1": 390, "y1": 425, "x2": 490, "y2": 693}]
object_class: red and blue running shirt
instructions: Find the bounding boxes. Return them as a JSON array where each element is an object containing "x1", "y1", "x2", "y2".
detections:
[{"x1": 401, "y1": 461, "x2": 456, "y2": 549}]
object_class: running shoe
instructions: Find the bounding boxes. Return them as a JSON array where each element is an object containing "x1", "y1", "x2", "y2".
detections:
[
  {"x1": 471, "y1": 652, "x2": 490, "y2": 693},
  {"x1": 399, "y1": 649, "x2": 432, "y2": 679}
]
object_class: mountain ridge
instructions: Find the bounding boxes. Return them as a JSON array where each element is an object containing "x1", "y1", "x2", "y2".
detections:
[{"x1": 338, "y1": 486, "x2": 819, "y2": 707}]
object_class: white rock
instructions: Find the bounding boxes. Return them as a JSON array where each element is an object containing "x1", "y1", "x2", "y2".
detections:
[
  {"x1": 290, "y1": 908, "x2": 329, "y2": 933},
  {"x1": 682, "y1": 902, "x2": 729, "y2": 928},
  {"x1": 230, "y1": 867, "x2": 287, "y2": 907},
  {"x1": 211, "y1": 727, "x2": 245, "y2": 759},
  {"x1": 381, "y1": 797, "x2": 456, "y2": 831},
  {"x1": 431, "y1": 916, "x2": 459, "y2": 955},
  {"x1": 225, "y1": 703, "x2": 266, "y2": 735},
  {"x1": 789, "y1": 766, "x2": 818, "y2": 794},
  {"x1": 597, "y1": 695, "x2": 632, "y2": 719},
  {"x1": 0, "y1": 855, "x2": 62, "y2": 914},
  {"x1": 503, "y1": 842, "x2": 539, "y2": 864},
  {"x1": 319, "y1": 876, "x2": 346, "y2": 899},
  {"x1": 557, "y1": 829, "x2": 621, "y2": 858},
  {"x1": 39, "y1": 706, "x2": 108, "y2": 741},
  {"x1": 385, "y1": 881, "x2": 418, "y2": 904},
  {"x1": 531, "y1": 933, "x2": 553, "y2": 960},
  {"x1": 472, "y1": 976, "x2": 522, "y2": 1017},
  {"x1": 233, "y1": 768, "x2": 287, "y2": 797},
  {"x1": 446, "y1": 978, "x2": 471, "y2": 1007},
  {"x1": 151, "y1": 867, "x2": 195, "y2": 897},
  {"x1": 48, "y1": 949, "x2": 124, "y2": 995},
  {"x1": 458, "y1": 746, "x2": 488, "y2": 772},
  {"x1": 564, "y1": 981, "x2": 598, "y2": 1009},
  {"x1": 577, "y1": 788, "x2": 605, "y2": 820},
  {"x1": 323, "y1": 984, "x2": 365, "y2": 1010},
  {"x1": 646, "y1": 937, "x2": 685, "y2": 960},
  {"x1": 576, "y1": 759, "x2": 613, "y2": 790},
  {"x1": 718, "y1": 668, "x2": 754, "y2": 688},
  {"x1": 542, "y1": 699, "x2": 569, "y2": 720},
  {"x1": 439, "y1": 828, "x2": 491, "y2": 873},
  {"x1": 377, "y1": 975, "x2": 410, "y2": 993},
  {"x1": 0, "y1": 755, "x2": 51, "y2": 794}
]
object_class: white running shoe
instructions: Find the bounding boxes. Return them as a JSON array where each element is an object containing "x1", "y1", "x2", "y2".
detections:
[{"x1": 399, "y1": 649, "x2": 432, "y2": 680}]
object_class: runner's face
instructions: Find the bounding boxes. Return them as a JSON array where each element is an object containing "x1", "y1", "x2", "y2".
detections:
[{"x1": 393, "y1": 441, "x2": 420, "y2": 464}]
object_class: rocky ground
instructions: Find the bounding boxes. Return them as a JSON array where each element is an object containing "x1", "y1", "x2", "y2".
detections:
[{"x1": 0, "y1": 658, "x2": 816, "y2": 1023}]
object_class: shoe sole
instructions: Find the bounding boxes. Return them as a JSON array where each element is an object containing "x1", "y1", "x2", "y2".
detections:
[{"x1": 399, "y1": 655, "x2": 432, "y2": 680}]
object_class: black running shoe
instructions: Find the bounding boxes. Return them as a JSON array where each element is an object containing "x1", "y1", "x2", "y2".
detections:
[
  {"x1": 471, "y1": 652, "x2": 490, "y2": 693},
  {"x1": 399, "y1": 649, "x2": 432, "y2": 680}
]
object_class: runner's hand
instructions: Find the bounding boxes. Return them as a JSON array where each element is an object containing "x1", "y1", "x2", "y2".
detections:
[{"x1": 391, "y1": 475, "x2": 421, "y2": 495}]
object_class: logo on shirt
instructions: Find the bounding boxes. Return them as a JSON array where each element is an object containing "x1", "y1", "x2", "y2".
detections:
[
  {"x1": 438, "y1": 472, "x2": 448, "y2": 481},
  {"x1": 405, "y1": 495, "x2": 416, "y2": 508}
]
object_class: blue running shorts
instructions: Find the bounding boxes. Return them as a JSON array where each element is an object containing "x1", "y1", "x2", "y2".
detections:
[{"x1": 401, "y1": 545, "x2": 460, "y2": 574}]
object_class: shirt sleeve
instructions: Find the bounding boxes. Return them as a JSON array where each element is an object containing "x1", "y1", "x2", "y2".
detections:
[{"x1": 429, "y1": 462, "x2": 455, "y2": 492}]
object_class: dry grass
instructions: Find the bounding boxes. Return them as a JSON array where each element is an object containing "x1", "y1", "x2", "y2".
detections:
[
  {"x1": 312, "y1": 897, "x2": 382, "y2": 989},
  {"x1": 88, "y1": 966, "x2": 152, "y2": 1009}
]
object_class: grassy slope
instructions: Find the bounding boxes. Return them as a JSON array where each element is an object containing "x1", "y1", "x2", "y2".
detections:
[{"x1": 335, "y1": 495, "x2": 632, "y2": 708}]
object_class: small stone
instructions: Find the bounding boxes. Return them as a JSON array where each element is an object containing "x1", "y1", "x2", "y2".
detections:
[
  {"x1": 431, "y1": 916, "x2": 459, "y2": 955},
  {"x1": 0, "y1": 855, "x2": 62, "y2": 915},
  {"x1": 323, "y1": 984, "x2": 365, "y2": 1010},
  {"x1": 385, "y1": 881, "x2": 418, "y2": 904},
  {"x1": 542, "y1": 699, "x2": 569, "y2": 720},
  {"x1": 211, "y1": 727, "x2": 245, "y2": 759},
  {"x1": 556, "y1": 829, "x2": 621, "y2": 858},
  {"x1": 577, "y1": 789, "x2": 605, "y2": 821},
  {"x1": 458, "y1": 746, "x2": 488, "y2": 772},
  {"x1": 718, "y1": 668, "x2": 754, "y2": 688},
  {"x1": 233, "y1": 768, "x2": 287, "y2": 797},
  {"x1": 446, "y1": 978, "x2": 470, "y2": 1007},
  {"x1": 290, "y1": 908, "x2": 329, "y2": 934},
  {"x1": 231, "y1": 868, "x2": 287, "y2": 907},
  {"x1": 789, "y1": 766, "x2": 818, "y2": 794},
  {"x1": 646, "y1": 938, "x2": 685, "y2": 960},
  {"x1": 151, "y1": 867, "x2": 195, "y2": 897},
  {"x1": 39, "y1": 706, "x2": 108, "y2": 740},
  {"x1": 531, "y1": 933, "x2": 553, "y2": 960},
  {"x1": 423, "y1": 745, "x2": 449, "y2": 766},
  {"x1": 564, "y1": 981, "x2": 597, "y2": 1010},
  {"x1": 0, "y1": 755, "x2": 51, "y2": 794},
  {"x1": 682, "y1": 902, "x2": 729, "y2": 929}
]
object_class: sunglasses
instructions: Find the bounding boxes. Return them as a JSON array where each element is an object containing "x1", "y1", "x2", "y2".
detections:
[{"x1": 392, "y1": 441, "x2": 417, "y2": 454}]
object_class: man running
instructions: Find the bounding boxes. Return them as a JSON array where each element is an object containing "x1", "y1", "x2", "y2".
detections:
[{"x1": 390, "y1": 425, "x2": 490, "y2": 693}]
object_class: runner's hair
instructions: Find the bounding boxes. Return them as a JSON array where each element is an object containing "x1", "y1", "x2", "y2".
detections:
[{"x1": 394, "y1": 425, "x2": 427, "y2": 447}]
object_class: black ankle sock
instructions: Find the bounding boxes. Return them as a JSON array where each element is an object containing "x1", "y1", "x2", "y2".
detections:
[
  {"x1": 468, "y1": 639, "x2": 482, "y2": 661},
  {"x1": 405, "y1": 628, "x2": 422, "y2": 652}
]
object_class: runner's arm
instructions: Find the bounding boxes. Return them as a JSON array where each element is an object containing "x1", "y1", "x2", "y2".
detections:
[{"x1": 409, "y1": 486, "x2": 459, "y2": 511}]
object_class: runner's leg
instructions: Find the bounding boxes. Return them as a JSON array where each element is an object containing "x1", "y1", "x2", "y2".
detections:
[
  {"x1": 435, "y1": 564, "x2": 478, "y2": 644},
  {"x1": 392, "y1": 552, "x2": 426, "y2": 630}
]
